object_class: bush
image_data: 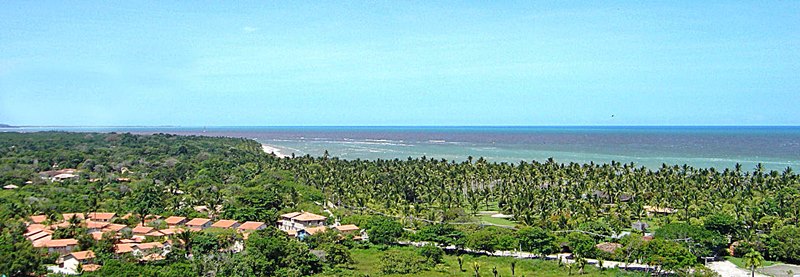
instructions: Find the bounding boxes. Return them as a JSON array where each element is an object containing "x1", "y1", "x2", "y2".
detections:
[
  {"x1": 366, "y1": 216, "x2": 403, "y2": 245},
  {"x1": 380, "y1": 249, "x2": 428, "y2": 274},
  {"x1": 417, "y1": 244, "x2": 445, "y2": 265}
]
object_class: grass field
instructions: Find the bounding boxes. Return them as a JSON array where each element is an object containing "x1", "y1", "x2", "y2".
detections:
[
  {"x1": 314, "y1": 246, "x2": 646, "y2": 277},
  {"x1": 478, "y1": 214, "x2": 518, "y2": 227}
]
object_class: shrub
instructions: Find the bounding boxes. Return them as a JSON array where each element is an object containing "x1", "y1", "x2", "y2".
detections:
[
  {"x1": 380, "y1": 249, "x2": 428, "y2": 274},
  {"x1": 418, "y1": 244, "x2": 445, "y2": 265}
]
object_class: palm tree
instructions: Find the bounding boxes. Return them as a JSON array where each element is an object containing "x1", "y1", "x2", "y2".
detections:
[
  {"x1": 744, "y1": 249, "x2": 764, "y2": 277},
  {"x1": 176, "y1": 229, "x2": 194, "y2": 257}
]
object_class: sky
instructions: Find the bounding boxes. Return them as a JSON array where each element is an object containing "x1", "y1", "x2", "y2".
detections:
[{"x1": 1, "y1": 1, "x2": 799, "y2": 126}]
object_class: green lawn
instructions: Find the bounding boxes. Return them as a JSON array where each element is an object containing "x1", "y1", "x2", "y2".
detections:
[
  {"x1": 726, "y1": 256, "x2": 781, "y2": 269},
  {"x1": 315, "y1": 246, "x2": 646, "y2": 277},
  {"x1": 478, "y1": 214, "x2": 518, "y2": 227}
]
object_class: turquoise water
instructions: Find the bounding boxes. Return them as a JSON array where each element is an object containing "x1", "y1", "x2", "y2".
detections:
[{"x1": 3, "y1": 126, "x2": 799, "y2": 171}]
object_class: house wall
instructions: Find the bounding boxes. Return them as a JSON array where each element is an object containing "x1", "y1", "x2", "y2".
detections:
[{"x1": 62, "y1": 257, "x2": 80, "y2": 273}]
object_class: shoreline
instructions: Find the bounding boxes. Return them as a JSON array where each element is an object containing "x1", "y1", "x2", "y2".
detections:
[{"x1": 261, "y1": 144, "x2": 290, "y2": 158}]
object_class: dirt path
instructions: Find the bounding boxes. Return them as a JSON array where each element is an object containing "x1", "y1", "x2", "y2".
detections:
[{"x1": 707, "y1": 260, "x2": 768, "y2": 277}]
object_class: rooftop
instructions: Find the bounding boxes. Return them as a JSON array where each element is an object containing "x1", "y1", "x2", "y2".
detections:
[
  {"x1": 68, "y1": 250, "x2": 95, "y2": 260},
  {"x1": 211, "y1": 220, "x2": 239, "y2": 228},
  {"x1": 164, "y1": 216, "x2": 187, "y2": 224},
  {"x1": 334, "y1": 224, "x2": 360, "y2": 232},
  {"x1": 30, "y1": 215, "x2": 47, "y2": 224},
  {"x1": 185, "y1": 218, "x2": 211, "y2": 226},
  {"x1": 238, "y1": 221, "x2": 266, "y2": 230},
  {"x1": 281, "y1": 211, "x2": 327, "y2": 222},
  {"x1": 43, "y1": 239, "x2": 79, "y2": 247},
  {"x1": 88, "y1": 212, "x2": 116, "y2": 220}
]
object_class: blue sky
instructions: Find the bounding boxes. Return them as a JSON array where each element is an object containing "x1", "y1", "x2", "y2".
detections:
[{"x1": 1, "y1": 1, "x2": 798, "y2": 126}]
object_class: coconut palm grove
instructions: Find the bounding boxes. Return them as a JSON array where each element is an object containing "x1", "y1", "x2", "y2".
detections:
[{"x1": 1, "y1": 132, "x2": 799, "y2": 276}]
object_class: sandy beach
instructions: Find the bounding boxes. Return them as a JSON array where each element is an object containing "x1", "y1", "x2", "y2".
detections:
[{"x1": 261, "y1": 144, "x2": 290, "y2": 158}]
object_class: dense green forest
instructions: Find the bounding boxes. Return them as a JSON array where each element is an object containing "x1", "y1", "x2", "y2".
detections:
[{"x1": 1, "y1": 132, "x2": 798, "y2": 276}]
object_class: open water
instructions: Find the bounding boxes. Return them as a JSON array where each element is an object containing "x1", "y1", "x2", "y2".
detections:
[{"x1": 4, "y1": 126, "x2": 799, "y2": 171}]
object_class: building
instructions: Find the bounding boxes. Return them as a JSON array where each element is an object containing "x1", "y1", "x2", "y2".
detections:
[
  {"x1": 85, "y1": 221, "x2": 110, "y2": 233},
  {"x1": 59, "y1": 250, "x2": 95, "y2": 273},
  {"x1": 297, "y1": 226, "x2": 328, "y2": 240},
  {"x1": 278, "y1": 212, "x2": 327, "y2": 232},
  {"x1": 132, "y1": 225, "x2": 155, "y2": 236},
  {"x1": 334, "y1": 224, "x2": 360, "y2": 234},
  {"x1": 334, "y1": 224, "x2": 364, "y2": 240},
  {"x1": 211, "y1": 220, "x2": 240, "y2": 229},
  {"x1": 101, "y1": 223, "x2": 128, "y2": 233},
  {"x1": 88, "y1": 212, "x2": 116, "y2": 222},
  {"x1": 238, "y1": 221, "x2": 267, "y2": 232},
  {"x1": 644, "y1": 205, "x2": 677, "y2": 216},
  {"x1": 24, "y1": 229, "x2": 53, "y2": 245},
  {"x1": 185, "y1": 218, "x2": 212, "y2": 231},
  {"x1": 38, "y1": 239, "x2": 79, "y2": 254},
  {"x1": 164, "y1": 216, "x2": 188, "y2": 227},
  {"x1": 38, "y1": 169, "x2": 79, "y2": 182},
  {"x1": 62, "y1": 213, "x2": 85, "y2": 222},
  {"x1": 29, "y1": 214, "x2": 48, "y2": 224}
]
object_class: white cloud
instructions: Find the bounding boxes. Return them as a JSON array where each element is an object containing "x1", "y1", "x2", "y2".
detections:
[{"x1": 242, "y1": 26, "x2": 258, "y2": 33}]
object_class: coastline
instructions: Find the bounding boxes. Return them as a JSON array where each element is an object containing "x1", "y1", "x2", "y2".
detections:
[{"x1": 261, "y1": 144, "x2": 290, "y2": 158}]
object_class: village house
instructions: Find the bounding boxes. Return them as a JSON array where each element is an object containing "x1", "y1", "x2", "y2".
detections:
[
  {"x1": 38, "y1": 239, "x2": 79, "y2": 254},
  {"x1": 278, "y1": 212, "x2": 327, "y2": 232},
  {"x1": 39, "y1": 168, "x2": 79, "y2": 182},
  {"x1": 644, "y1": 205, "x2": 677, "y2": 216},
  {"x1": 132, "y1": 225, "x2": 155, "y2": 236},
  {"x1": 101, "y1": 223, "x2": 129, "y2": 233},
  {"x1": 85, "y1": 221, "x2": 110, "y2": 233},
  {"x1": 164, "y1": 216, "x2": 188, "y2": 227},
  {"x1": 298, "y1": 226, "x2": 328, "y2": 240},
  {"x1": 29, "y1": 214, "x2": 48, "y2": 224},
  {"x1": 211, "y1": 219, "x2": 240, "y2": 229},
  {"x1": 88, "y1": 212, "x2": 116, "y2": 222},
  {"x1": 59, "y1": 250, "x2": 96, "y2": 273},
  {"x1": 25, "y1": 229, "x2": 53, "y2": 245},
  {"x1": 334, "y1": 224, "x2": 364, "y2": 240},
  {"x1": 238, "y1": 221, "x2": 267, "y2": 232},
  {"x1": 185, "y1": 218, "x2": 212, "y2": 231},
  {"x1": 63, "y1": 213, "x2": 85, "y2": 222}
]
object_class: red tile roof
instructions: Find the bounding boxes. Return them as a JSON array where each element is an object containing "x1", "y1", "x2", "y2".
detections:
[
  {"x1": 164, "y1": 216, "x2": 187, "y2": 225},
  {"x1": 88, "y1": 212, "x2": 116, "y2": 220},
  {"x1": 42, "y1": 239, "x2": 78, "y2": 248},
  {"x1": 132, "y1": 225, "x2": 154, "y2": 234},
  {"x1": 69, "y1": 250, "x2": 95, "y2": 260},
  {"x1": 30, "y1": 215, "x2": 47, "y2": 224},
  {"x1": 211, "y1": 220, "x2": 239, "y2": 229},
  {"x1": 185, "y1": 218, "x2": 211, "y2": 226},
  {"x1": 334, "y1": 224, "x2": 360, "y2": 232},
  {"x1": 238, "y1": 221, "x2": 266, "y2": 231},
  {"x1": 304, "y1": 226, "x2": 328, "y2": 235}
]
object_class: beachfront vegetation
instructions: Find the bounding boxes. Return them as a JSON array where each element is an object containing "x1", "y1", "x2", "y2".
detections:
[{"x1": 1, "y1": 132, "x2": 799, "y2": 276}]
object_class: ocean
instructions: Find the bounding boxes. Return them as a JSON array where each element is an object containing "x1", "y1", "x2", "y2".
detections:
[{"x1": 3, "y1": 126, "x2": 799, "y2": 171}]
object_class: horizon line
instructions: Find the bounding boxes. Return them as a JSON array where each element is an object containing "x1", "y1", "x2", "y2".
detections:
[{"x1": 3, "y1": 124, "x2": 800, "y2": 128}]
